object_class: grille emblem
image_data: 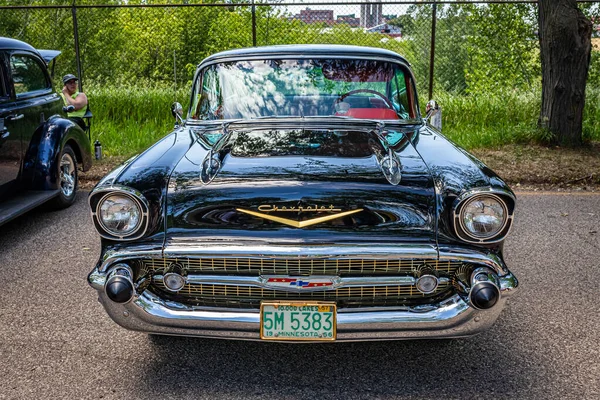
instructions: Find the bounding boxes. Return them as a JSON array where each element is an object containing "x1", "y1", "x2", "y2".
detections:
[{"x1": 261, "y1": 276, "x2": 340, "y2": 291}]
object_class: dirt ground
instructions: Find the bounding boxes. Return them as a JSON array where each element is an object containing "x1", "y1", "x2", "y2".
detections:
[
  {"x1": 79, "y1": 143, "x2": 600, "y2": 192},
  {"x1": 473, "y1": 143, "x2": 600, "y2": 192}
]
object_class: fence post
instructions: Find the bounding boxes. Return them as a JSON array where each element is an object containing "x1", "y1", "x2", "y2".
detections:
[
  {"x1": 428, "y1": 1, "x2": 437, "y2": 101},
  {"x1": 71, "y1": 2, "x2": 83, "y2": 92},
  {"x1": 251, "y1": 0, "x2": 257, "y2": 47}
]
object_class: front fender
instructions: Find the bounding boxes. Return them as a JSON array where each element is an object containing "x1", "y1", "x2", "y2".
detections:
[{"x1": 22, "y1": 115, "x2": 92, "y2": 190}]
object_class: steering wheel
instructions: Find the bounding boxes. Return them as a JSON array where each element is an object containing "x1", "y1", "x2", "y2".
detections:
[{"x1": 334, "y1": 89, "x2": 395, "y2": 110}]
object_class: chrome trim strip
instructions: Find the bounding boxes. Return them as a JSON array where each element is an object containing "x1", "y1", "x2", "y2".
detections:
[
  {"x1": 152, "y1": 274, "x2": 450, "y2": 291},
  {"x1": 455, "y1": 187, "x2": 516, "y2": 204},
  {"x1": 95, "y1": 243, "x2": 509, "y2": 275}
]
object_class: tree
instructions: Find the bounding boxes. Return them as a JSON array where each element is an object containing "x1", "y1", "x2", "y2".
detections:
[
  {"x1": 465, "y1": 3, "x2": 539, "y2": 94},
  {"x1": 538, "y1": 0, "x2": 592, "y2": 146}
]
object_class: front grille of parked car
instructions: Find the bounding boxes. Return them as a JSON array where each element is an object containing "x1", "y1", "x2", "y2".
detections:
[
  {"x1": 140, "y1": 257, "x2": 467, "y2": 309},
  {"x1": 142, "y1": 257, "x2": 463, "y2": 276},
  {"x1": 151, "y1": 279, "x2": 453, "y2": 308}
]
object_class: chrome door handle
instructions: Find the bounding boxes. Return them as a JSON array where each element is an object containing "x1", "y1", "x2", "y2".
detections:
[{"x1": 6, "y1": 114, "x2": 24, "y2": 121}]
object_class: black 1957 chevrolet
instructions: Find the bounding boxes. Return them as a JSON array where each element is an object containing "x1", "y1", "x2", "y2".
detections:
[{"x1": 87, "y1": 45, "x2": 518, "y2": 342}]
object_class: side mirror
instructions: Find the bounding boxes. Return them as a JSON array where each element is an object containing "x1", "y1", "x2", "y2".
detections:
[
  {"x1": 171, "y1": 102, "x2": 184, "y2": 126},
  {"x1": 424, "y1": 100, "x2": 441, "y2": 131},
  {"x1": 63, "y1": 105, "x2": 75, "y2": 113}
]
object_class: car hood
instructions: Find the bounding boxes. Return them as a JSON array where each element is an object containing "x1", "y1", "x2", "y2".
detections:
[{"x1": 165, "y1": 125, "x2": 436, "y2": 245}]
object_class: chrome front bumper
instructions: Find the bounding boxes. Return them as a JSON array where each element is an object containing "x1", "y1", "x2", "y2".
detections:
[{"x1": 88, "y1": 253, "x2": 518, "y2": 342}]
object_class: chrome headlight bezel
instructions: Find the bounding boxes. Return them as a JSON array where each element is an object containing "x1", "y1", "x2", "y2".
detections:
[
  {"x1": 452, "y1": 189, "x2": 515, "y2": 244},
  {"x1": 89, "y1": 186, "x2": 150, "y2": 241}
]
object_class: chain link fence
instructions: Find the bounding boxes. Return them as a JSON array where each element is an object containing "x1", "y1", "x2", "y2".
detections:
[{"x1": 1, "y1": 1, "x2": 599, "y2": 98}]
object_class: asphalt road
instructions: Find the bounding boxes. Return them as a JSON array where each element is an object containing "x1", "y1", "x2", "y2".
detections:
[{"x1": 0, "y1": 191, "x2": 599, "y2": 400}]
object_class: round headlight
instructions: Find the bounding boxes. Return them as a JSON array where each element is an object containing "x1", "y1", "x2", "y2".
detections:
[
  {"x1": 98, "y1": 194, "x2": 142, "y2": 237},
  {"x1": 459, "y1": 195, "x2": 508, "y2": 240}
]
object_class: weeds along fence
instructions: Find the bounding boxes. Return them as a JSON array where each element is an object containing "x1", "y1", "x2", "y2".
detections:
[{"x1": 1, "y1": 1, "x2": 599, "y2": 154}]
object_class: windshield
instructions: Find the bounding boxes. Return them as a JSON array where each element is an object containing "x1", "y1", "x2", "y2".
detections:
[{"x1": 190, "y1": 58, "x2": 418, "y2": 122}]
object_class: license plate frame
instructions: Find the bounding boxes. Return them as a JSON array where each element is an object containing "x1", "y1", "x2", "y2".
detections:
[{"x1": 260, "y1": 301, "x2": 337, "y2": 341}]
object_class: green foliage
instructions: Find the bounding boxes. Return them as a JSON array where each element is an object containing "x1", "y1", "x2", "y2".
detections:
[
  {"x1": 88, "y1": 82, "x2": 188, "y2": 156},
  {"x1": 441, "y1": 88, "x2": 600, "y2": 148},
  {"x1": 463, "y1": 4, "x2": 540, "y2": 93},
  {"x1": 582, "y1": 87, "x2": 600, "y2": 143}
]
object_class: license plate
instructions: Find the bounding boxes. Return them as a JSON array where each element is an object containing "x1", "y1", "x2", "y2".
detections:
[{"x1": 260, "y1": 302, "x2": 336, "y2": 341}]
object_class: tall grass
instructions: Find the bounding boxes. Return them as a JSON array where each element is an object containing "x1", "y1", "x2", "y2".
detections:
[
  {"x1": 438, "y1": 90, "x2": 542, "y2": 148},
  {"x1": 89, "y1": 84, "x2": 188, "y2": 157},
  {"x1": 440, "y1": 88, "x2": 600, "y2": 148},
  {"x1": 88, "y1": 85, "x2": 600, "y2": 157}
]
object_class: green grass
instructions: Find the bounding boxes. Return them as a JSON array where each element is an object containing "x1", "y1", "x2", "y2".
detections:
[
  {"x1": 89, "y1": 85, "x2": 188, "y2": 157},
  {"x1": 438, "y1": 90, "x2": 542, "y2": 149},
  {"x1": 439, "y1": 88, "x2": 600, "y2": 148},
  {"x1": 88, "y1": 85, "x2": 600, "y2": 157}
]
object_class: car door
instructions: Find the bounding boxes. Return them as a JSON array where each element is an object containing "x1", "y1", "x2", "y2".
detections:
[
  {"x1": 0, "y1": 51, "x2": 21, "y2": 195},
  {"x1": 0, "y1": 50, "x2": 62, "y2": 194}
]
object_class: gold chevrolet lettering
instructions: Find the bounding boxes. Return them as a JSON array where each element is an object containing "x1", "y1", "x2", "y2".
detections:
[
  {"x1": 236, "y1": 208, "x2": 363, "y2": 228},
  {"x1": 257, "y1": 204, "x2": 342, "y2": 212}
]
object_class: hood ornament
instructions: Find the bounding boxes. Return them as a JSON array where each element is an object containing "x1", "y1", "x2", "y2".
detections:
[
  {"x1": 200, "y1": 154, "x2": 221, "y2": 184},
  {"x1": 373, "y1": 123, "x2": 402, "y2": 186},
  {"x1": 380, "y1": 149, "x2": 402, "y2": 185},
  {"x1": 200, "y1": 124, "x2": 237, "y2": 184}
]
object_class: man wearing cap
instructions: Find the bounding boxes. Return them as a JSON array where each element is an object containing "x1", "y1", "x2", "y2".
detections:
[{"x1": 60, "y1": 74, "x2": 88, "y2": 121}]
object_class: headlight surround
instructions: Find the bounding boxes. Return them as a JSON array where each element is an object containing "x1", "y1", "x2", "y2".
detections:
[
  {"x1": 98, "y1": 194, "x2": 142, "y2": 236},
  {"x1": 90, "y1": 187, "x2": 149, "y2": 240},
  {"x1": 454, "y1": 192, "x2": 513, "y2": 243}
]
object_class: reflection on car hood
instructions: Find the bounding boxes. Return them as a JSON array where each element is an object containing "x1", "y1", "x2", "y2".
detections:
[{"x1": 166, "y1": 126, "x2": 436, "y2": 244}]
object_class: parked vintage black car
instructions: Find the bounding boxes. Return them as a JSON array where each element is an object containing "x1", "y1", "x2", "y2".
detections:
[
  {"x1": 0, "y1": 37, "x2": 91, "y2": 225},
  {"x1": 88, "y1": 45, "x2": 518, "y2": 342}
]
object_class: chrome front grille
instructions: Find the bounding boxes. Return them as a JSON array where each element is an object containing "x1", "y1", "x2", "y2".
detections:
[
  {"x1": 151, "y1": 280, "x2": 453, "y2": 308},
  {"x1": 142, "y1": 257, "x2": 462, "y2": 276},
  {"x1": 140, "y1": 257, "x2": 467, "y2": 309}
]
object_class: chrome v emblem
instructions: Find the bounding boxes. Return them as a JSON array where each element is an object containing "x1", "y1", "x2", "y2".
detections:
[{"x1": 236, "y1": 208, "x2": 363, "y2": 228}]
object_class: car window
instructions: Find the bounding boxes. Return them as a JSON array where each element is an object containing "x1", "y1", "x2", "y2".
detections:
[
  {"x1": 390, "y1": 68, "x2": 412, "y2": 119},
  {"x1": 10, "y1": 54, "x2": 49, "y2": 95},
  {"x1": 192, "y1": 59, "x2": 419, "y2": 121},
  {"x1": 0, "y1": 60, "x2": 7, "y2": 99}
]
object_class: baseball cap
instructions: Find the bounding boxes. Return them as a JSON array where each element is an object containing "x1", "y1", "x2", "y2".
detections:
[{"x1": 62, "y1": 74, "x2": 78, "y2": 84}]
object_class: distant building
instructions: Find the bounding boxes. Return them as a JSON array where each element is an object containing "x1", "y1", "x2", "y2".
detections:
[
  {"x1": 337, "y1": 13, "x2": 360, "y2": 27},
  {"x1": 365, "y1": 23, "x2": 402, "y2": 38},
  {"x1": 292, "y1": 8, "x2": 334, "y2": 25},
  {"x1": 360, "y1": 0, "x2": 383, "y2": 28}
]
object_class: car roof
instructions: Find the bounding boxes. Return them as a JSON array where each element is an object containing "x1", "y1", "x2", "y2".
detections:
[
  {"x1": 0, "y1": 37, "x2": 42, "y2": 55},
  {"x1": 199, "y1": 44, "x2": 410, "y2": 66}
]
